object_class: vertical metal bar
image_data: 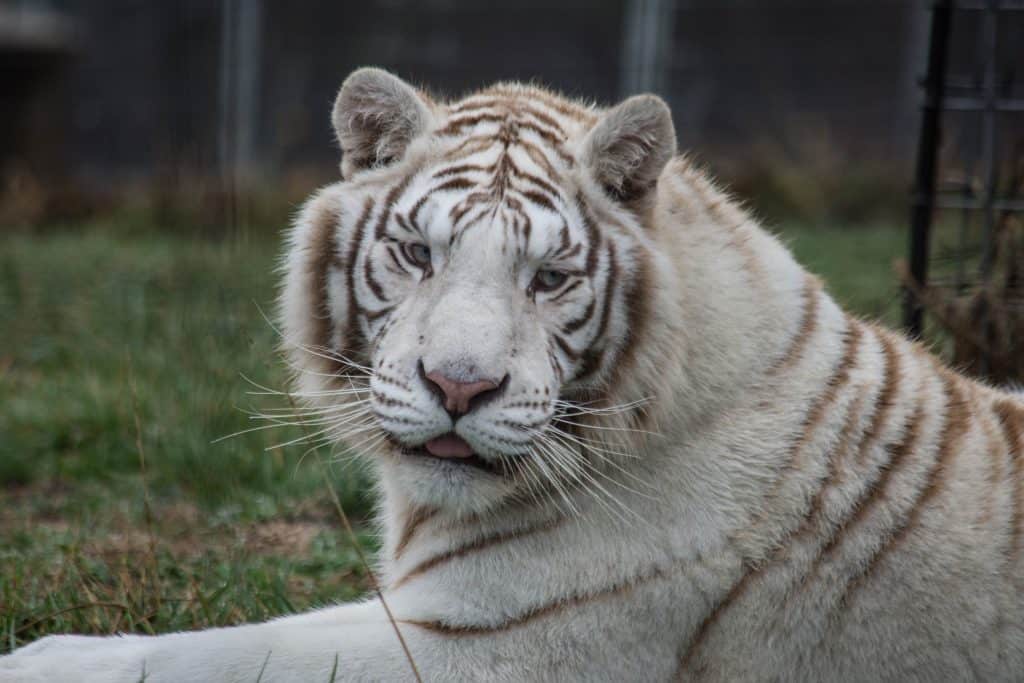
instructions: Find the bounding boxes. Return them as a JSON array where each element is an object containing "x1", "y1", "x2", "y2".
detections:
[
  {"x1": 235, "y1": 0, "x2": 262, "y2": 182},
  {"x1": 905, "y1": 0, "x2": 953, "y2": 338},
  {"x1": 218, "y1": 0, "x2": 238, "y2": 234},
  {"x1": 218, "y1": 0, "x2": 236, "y2": 183},
  {"x1": 977, "y1": 0, "x2": 999, "y2": 280},
  {"x1": 619, "y1": 0, "x2": 676, "y2": 96}
]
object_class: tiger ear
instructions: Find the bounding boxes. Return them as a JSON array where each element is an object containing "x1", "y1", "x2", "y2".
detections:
[
  {"x1": 332, "y1": 68, "x2": 434, "y2": 179},
  {"x1": 582, "y1": 94, "x2": 676, "y2": 203}
]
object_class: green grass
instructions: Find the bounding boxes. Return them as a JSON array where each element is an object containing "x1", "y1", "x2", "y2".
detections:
[
  {"x1": 778, "y1": 221, "x2": 906, "y2": 326},
  {"x1": 0, "y1": 230, "x2": 376, "y2": 652},
  {"x1": 0, "y1": 220, "x2": 908, "y2": 653}
]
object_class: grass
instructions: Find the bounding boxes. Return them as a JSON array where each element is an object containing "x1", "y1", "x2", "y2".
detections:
[
  {"x1": 0, "y1": 230, "x2": 376, "y2": 652},
  {"x1": 0, "y1": 219, "x2": 907, "y2": 653}
]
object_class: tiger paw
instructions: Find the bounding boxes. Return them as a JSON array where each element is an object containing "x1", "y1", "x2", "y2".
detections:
[{"x1": 0, "y1": 634, "x2": 153, "y2": 683}]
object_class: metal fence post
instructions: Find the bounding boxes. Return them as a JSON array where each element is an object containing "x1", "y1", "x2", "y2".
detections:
[{"x1": 904, "y1": 0, "x2": 952, "y2": 338}]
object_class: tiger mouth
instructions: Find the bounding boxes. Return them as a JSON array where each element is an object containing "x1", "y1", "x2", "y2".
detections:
[
  {"x1": 400, "y1": 445, "x2": 497, "y2": 473},
  {"x1": 396, "y1": 432, "x2": 500, "y2": 473}
]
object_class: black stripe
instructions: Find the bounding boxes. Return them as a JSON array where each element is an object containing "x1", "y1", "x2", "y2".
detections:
[
  {"x1": 344, "y1": 198, "x2": 377, "y2": 349},
  {"x1": 553, "y1": 334, "x2": 581, "y2": 361},
  {"x1": 386, "y1": 246, "x2": 410, "y2": 274},
  {"x1": 550, "y1": 279, "x2": 584, "y2": 303},
  {"x1": 519, "y1": 189, "x2": 556, "y2": 213},
  {"x1": 561, "y1": 298, "x2": 594, "y2": 333},
  {"x1": 591, "y1": 241, "x2": 618, "y2": 344},
  {"x1": 363, "y1": 256, "x2": 387, "y2": 302}
]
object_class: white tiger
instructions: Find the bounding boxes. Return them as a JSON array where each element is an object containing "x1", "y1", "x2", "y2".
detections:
[{"x1": 4, "y1": 67, "x2": 1024, "y2": 682}]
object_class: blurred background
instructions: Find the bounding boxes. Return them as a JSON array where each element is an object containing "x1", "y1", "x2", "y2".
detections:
[{"x1": 1, "y1": 0, "x2": 1021, "y2": 648}]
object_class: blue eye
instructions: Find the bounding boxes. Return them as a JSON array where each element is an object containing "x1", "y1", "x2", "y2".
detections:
[
  {"x1": 533, "y1": 269, "x2": 568, "y2": 292},
  {"x1": 403, "y1": 243, "x2": 431, "y2": 267}
]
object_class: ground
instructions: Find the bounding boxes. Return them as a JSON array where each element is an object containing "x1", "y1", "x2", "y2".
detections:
[{"x1": 0, "y1": 219, "x2": 907, "y2": 652}]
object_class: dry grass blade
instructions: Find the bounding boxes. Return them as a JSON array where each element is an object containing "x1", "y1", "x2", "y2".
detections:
[
  {"x1": 127, "y1": 354, "x2": 163, "y2": 615},
  {"x1": 283, "y1": 392, "x2": 424, "y2": 683},
  {"x1": 15, "y1": 603, "x2": 131, "y2": 637}
]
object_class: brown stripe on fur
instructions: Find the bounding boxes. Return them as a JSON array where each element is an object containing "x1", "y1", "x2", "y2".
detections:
[
  {"x1": 437, "y1": 113, "x2": 501, "y2": 136},
  {"x1": 792, "y1": 381, "x2": 873, "y2": 548},
  {"x1": 549, "y1": 279, "x2": 584, "y2": 305},
  {"x1": 771, "y1": 349, "x2": 882, "y2": 615},
  {"x1": 439, "y1": 114, "x2": 568, "y2": 152},
  {"x1": 556, "y1": 220, "x2": 570, "y2": 253},
  {"x1": 976, "y1": 402, "x2": 1008, "y2": 527},
  {"x1": 443, "y1": 135, "x2": 498, "y2": 162},
  {"x1": 408, "y1": 193, "x2": 432, "y2": 228},
  {"x1": 856, "y1": 330, "x2": 901, "y2": 464},
  {"x1": 450, "y1": 197, "x2": 486, "y2": 229},
  {"x1": 574, "y1": 348, "x2": 604, "y2": 384},
  {"x1": 513, "y1": 88, "x2": 597, "y2": 124},
  {"x1": 753, "y1": 320, "x2": 864, "y2": 517},
  {"x1": 519, "y1": 189, "x2": 556, "y2": 212},
  {"x1": 676, "y1": 322, "x2": 865, "y2": 671},
  {"x1": 726, "y1": 224, "x2": 765, "y2": 283},
  {"x1": 820, "y1": 387, "x2": 924, "y2": 564},
  {"x1": 511, "y1": 164, "x2": 563, "y2": 200},
  {"x1": 515, "y1": 122, "x2": 574, "y2": 164},
  {"x1": 308, "y1": 201, "x2": 346, "y2": 370},
  {"x1": 385, "y1": 246, "x2": 410, "y2": 275},
  {"x1": 448, "y1": 98, "x2": 572, "y2": 136},
  {"x1": 590, "y1": 241, "x2": 618, "y2": 344},
  {"x1": 562, "y1": 299, "x2": 595, "y2": 334},
  {"x1": 390, "y1": 517, "x2": 564, "y2": 590},
  {"x1": 373, "y1": 173, "x2": 414, "y2": 240},
  {"x1": 579, "y1": 201, "x2": 602, "y2": 276},
  {"x1": 520, "y1": 211, "x2": 532, "y2": 245},
  {"x1": 363, "y1": 255, "x2": 387, "y2": 303},
  {"x1": 520, "y1": 139, "x2": 559, "y2": 178},
  {"x1": 607, "y1": 245, "x2": 653, "y2": 388},
  {"x1": 553, "y1": 334, "x2": 582, "y2": 362},
  {"x1": 341, "y1": 198, "x2": 377, "y2": 361},
  {"x1": 393, "y1": 507, "x2": 440, "y2": 560},
  {"x1": 364, "y1": 305, "x2": 393, "y2": 323},
  {"x1": 684, "y1": 172, "x2": 732, "y2": 226},
  {"x1": 995, "y1": 399, "x2": 1024, "y2": 565},
  {"x1": 567, "y1": 241, "x2": 617, "y2": 386},
  {"x1": 786, "y1": 320, "x2": 864, "y2": 474},
  {"x1": 405, "y1": 559, "x2": 673, "y2": 637},
  {"x1": 512, "y1": 103, "x2": 569, "y2": 136},
  {"x1": 797, "y1": 334, "x2": 908, "y2": 578},
  {"x1": 431, "y1": 177, "x2": 476, "y2": 194},
  {"x1": 393, "y1": 212, "x2": 417, "y2": 236},
  {"x1": 361, "y1": 175, "x2": 415, "y2": 304},
  {"x1": 448, "y1": 97, "x2": 503, "y2": 114},
  {"x1": 555, "y1": 242, "x2": 583, "y2": 260},
  {"x1": 769, "y1": 276, "x2": 820, "y2": 376},
  {"x1": 432, "y1": 163, "x2": 494, "y2": 179},
  {"x1": 839, "y1": 372, "x2": 970, "y2": 605},
  {"x1": 676, "y1": 562, "x2": 758, "y2": 676}
]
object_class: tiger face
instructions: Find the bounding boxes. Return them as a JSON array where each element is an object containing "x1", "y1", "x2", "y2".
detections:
[{"x1": 283, "y1": 69, "x2": 676, "y2": 515}]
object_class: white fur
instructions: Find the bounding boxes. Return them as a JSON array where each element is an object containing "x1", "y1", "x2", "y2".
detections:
[{"x1": 5, "y1": 71, "x2": 1024, "y2": 683}]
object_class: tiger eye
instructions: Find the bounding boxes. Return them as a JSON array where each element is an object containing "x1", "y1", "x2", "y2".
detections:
[
  {"x1": 533, "y1": 269, "x2": 568, "y2": 292},
  {"x1": 404, "y1": 243, "x2": 431, "y2": 267}
]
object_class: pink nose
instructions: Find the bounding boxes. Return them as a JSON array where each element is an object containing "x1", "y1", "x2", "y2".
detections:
[{"x1": 423, "y1": 371, "x2": 501, "y2": 418}]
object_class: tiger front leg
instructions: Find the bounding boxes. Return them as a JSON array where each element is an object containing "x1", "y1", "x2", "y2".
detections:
[{"x1": 0, "y1": 601, "x2": 439, "y2": 683}]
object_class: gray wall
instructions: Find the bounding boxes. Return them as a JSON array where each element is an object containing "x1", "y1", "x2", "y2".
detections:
[{"x1": 12, "y1": 1, "x2": 956, "y2": 189}]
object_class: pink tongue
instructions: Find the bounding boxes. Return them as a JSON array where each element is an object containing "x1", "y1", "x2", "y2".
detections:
[{"x1": 424, "y1": 434, "x2": 475, "y2": 459}]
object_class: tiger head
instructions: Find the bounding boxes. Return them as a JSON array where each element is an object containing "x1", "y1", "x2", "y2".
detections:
[{"x1": 281, "y1": 68, "x2": 683, "y2": 516}]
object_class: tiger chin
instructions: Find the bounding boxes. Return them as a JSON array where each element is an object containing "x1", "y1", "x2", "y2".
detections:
[{"x1": 5, "y1": 68, "x2": 1024, "y2": 682}]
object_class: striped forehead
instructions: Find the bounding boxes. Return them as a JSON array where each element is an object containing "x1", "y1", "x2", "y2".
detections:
[
  {"x1": 386, "y1": 97, "x2": 593, "y2": 255},
  {"x1": 391, "y1": 167, "x2": 583, "y2": 260}
]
